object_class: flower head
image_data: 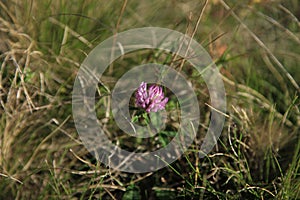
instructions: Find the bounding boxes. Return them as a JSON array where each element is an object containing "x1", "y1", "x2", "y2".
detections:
[{"x1": 135, "y1": 82, "x2": 168, "y2": 113}]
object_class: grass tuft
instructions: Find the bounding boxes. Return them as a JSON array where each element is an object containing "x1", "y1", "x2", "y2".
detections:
[{"x1": 0, "y1": 0, "x2": 299, "y2": 199}]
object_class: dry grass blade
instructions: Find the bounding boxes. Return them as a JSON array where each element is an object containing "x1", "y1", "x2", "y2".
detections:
[
  {"x1": 222, "y1": 75, "x2": 294, "y2": 127},
  {"x1": 23, "y1": 116, "x2": 71, "y2": 171},
  {"x1": 1, "y1": 0, "x2": 299, "y2": 199},
  {"x1": 178, "y1": 0, "x2": 209, "y2": 72},
  {"x1": 278, "y1": 4, "x2": 300, "y2": 27},
  {"x1": 251, "y1": 7, "x2": 300, "y2": 45},
  {"x1": 0, "y1": 172, "x2": 23, "y2": 184},
  {"x1": 219, "y1": 0, "x2": 300, "y2": 93},
  {"x1": 49, "y1": 17, "x2": 93, "y2": 48}
]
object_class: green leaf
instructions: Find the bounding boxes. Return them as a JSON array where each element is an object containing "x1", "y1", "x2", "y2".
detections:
[{"x1": 122, "y1": 184, "x2": 141, "y2": 200}]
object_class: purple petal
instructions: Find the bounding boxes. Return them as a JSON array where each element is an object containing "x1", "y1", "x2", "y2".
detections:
[{"x1": 135, "y1": 82, "x2": 168, "y2": 113}]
